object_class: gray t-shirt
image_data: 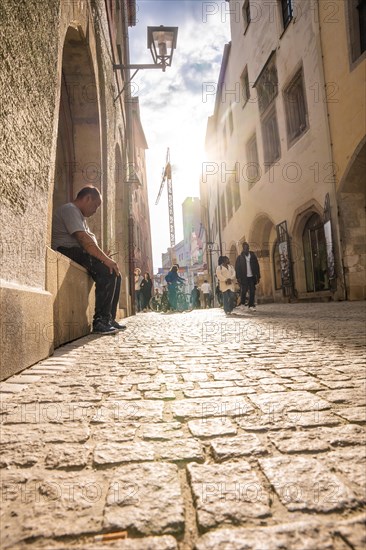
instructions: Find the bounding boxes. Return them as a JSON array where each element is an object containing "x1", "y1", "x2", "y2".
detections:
[{"x1": 52, "y1": 203, "x2": 98, "y2": 250}]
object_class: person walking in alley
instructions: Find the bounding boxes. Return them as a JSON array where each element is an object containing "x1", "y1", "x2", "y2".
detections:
[
  {"x1": 190, "y1": 284, "x2": 201, "y2": 309},
  {"x1": 200, "y1": 280, "x2": 212, "y2": 308},
  {"x1": 134, "y1": 268, "x2": 144, "y2": 312},
  {"x1": 140, "y1": 272, "x2": 153, "y2": 311},
  {"x1": 165, "y1": 265, "x2": 185, "y2": 311},
  {"x1": 52, "y1": 186, "x2": 126, "y2": 335},
  {"x1": 235, "y1": 242, "x2": 261, "y2": 312},
  {"x1": 216, "y1": 256, "x2": 236, "y2": 315}
]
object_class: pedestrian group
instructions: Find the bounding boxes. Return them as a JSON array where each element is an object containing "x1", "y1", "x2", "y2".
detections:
[{"x1": 52, "y1": 185, "x2": 261, "y2": 335}]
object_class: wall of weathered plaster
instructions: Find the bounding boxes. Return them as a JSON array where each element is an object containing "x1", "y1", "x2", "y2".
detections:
[{"x1": 0, "y1": 0, "x2": 60, "y2": 287}]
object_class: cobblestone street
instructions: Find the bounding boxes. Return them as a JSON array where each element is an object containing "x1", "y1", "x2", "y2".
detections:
[{"x1": 1, "y1": 302, "x2": 365, "y2": 549}]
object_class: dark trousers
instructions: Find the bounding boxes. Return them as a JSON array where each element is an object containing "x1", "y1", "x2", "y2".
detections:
[
  {"x1": 241, "y1": 277, "x2": 256, "y2": 307},
  {"x1": 223, "y1": 289, "x2": 235, "y2": 313},
  {"x1": 58, "y1": 247, "x2": 121, "y2": 324},
  {"x1": 135, "y1": 290, "x2": 143, "y2": 312},
  {"x1": 141, "y1": 292, "x2": 151, "y2": 310}
]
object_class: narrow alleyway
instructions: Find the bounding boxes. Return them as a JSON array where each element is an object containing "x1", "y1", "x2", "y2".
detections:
[{"x1": 1, "y1": 302, "x2": 365, "y2": 549}]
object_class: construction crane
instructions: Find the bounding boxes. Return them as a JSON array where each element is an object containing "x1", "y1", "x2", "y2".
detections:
[{"x1": 155, "y1": 147, "x2": 176, "y2": 248}]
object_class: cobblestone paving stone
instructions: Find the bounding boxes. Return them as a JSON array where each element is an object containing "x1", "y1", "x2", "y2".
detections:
[{"x1": 0, "y1": 302, "x2": 365, "y2": 549}]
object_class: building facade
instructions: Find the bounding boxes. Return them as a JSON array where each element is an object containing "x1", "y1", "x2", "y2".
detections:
[
  {"x1": 319, "y1": 0, "x2": 366, "y2": 300},
  {"x1": 130, "y1": 97, "x2": 154, "y2": 278},
  {"x1": 0, "y1": 0, "x2": 153, "y2": 379},
  {"x1": 201, "y1": 0, "x2": 365, "y2": 303}
]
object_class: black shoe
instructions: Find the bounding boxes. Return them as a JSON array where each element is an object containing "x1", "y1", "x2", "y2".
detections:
[
  {"x1": 110, "y1": 320, "x2": 127, "y2": 330},
  {"x1": 92, "y1": 321, "x2": 118, "y2": 335}
]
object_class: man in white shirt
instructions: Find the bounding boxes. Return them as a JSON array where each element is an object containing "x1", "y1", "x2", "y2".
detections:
[
  {"x1": 200, "y1": 280, "x2": 212, "y2": 308},
  {"x1": 52, "y1": 186, "x2": 125, "y2": 335}
]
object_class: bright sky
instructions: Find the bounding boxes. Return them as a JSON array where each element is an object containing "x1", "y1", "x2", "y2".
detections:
[{"x1": 129, "y1": 1, "x2": 230, "y2": 272}]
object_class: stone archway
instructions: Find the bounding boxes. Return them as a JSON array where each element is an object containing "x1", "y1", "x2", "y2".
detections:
[
  {"x1": 338, "y1": 138, "x2": 366, "y2": 300},
  {"x1": 53, "y1": 25, "x2": 102, "y2": 242},
  {"x1": 46, "y1": 24, "x2": 103, "y2": 347},
  {"x1": 248, "y1": 214, "x2": 277, "y2": 302}
]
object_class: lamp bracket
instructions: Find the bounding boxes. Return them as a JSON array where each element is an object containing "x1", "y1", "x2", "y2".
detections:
[{"x1": 113, "y1": 64, "x2": 165, "y2": 71}]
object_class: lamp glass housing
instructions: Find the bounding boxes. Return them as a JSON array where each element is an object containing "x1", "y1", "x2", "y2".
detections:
[{"x1": 147, "y1": 26, "x2": 178, "y2": 69}]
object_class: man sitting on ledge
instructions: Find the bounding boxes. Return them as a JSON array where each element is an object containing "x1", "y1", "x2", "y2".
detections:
[{"x1": 51, "y1": 185, "x2": 126, "y2": 335}]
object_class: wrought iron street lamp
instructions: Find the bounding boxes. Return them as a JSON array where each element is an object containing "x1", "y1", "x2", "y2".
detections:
[
  {"x1": 113, "y1": 25, "x2": 178, "y2": 77},
  {"x1": 147, "y1": 26, "x2": 178, "y2": 71}
]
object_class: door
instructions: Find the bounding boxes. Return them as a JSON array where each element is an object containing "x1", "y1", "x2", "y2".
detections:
[{"x1": 303, "y1": 213, "x2": 330, "y2": 292}]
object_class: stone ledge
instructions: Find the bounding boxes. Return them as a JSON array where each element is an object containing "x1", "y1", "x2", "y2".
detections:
[
  {"x1": 46, "y1": 247, "x2": 95, "y2": 348},
  {"x1": 0, "y1": 281, "x2": 53, "y2": 380}
]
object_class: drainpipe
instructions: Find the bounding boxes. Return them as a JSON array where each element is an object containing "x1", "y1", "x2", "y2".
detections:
[
  {"x1": 216, "y1": 176, "x2": 223, "y2": 256},
  {"x1": 122, "y1": 3, "x2": 136, "y2": 315},
  {"x1": 316, "y1": 1, "x2": 347, "y2": 301},
  {"x1": 202, "y1": 203, "x2": 215, "y2": 307}
]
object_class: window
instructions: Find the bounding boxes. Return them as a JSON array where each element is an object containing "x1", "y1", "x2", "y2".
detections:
[
  {"x1": 226, "y1": 181, "x2": 233, "y2": 221},
  {"x1": 256, "y1": 55, "x2": 278, "y2": 116},
  {"x1": 242, "y1": 0, "x2": 251, "y2": 33},
  {"x1": 246, "y1": 134, "x2": 260, "y2": 188},
  {"x1": 222, "y1": 125, "x2": 227, "y2": 152},
  {"x1": 232, "y1": 173, "x2": 241, "y2": 211},
  {"x1": 255, "y1": 54, "x2": 281, "y2": 169},
  {"x1": 241, "y1": 66, "x2": 250, "y2": 106},
  {"x1": 228, "y1": 103, "x2": 234, "y2": 135},
  {"x1": 359, "y1": 0, "x2": 366, "y2": 53},
  {"x1": 348, "y1": 0, "x2": 366, "y2": 62},
  {"x1": 262, "y1": 105, "x2": 281, "y2": 167},
  {"x1": 221, "y1": 193, "x2": 226, "y2": 229},
  {"x1": 280, "y1": 0, "x2": 293, "y2": 30},
  {"x1": 283, "y1": 68, "x2": 309, "y2": 146}
]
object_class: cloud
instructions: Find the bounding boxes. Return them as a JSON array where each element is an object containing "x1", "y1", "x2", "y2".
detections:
[{"x1": 179, "y1": 61, "x2": 214, "y2": 93}]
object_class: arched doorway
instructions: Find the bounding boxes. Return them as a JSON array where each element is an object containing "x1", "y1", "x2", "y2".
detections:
[
  {"x1": 302, "y1": 213, "x2": 330, "y2": 292},
  {"x1": 53, "y1": 25, "x2": 102, "y2": 241},
  {"x1": 248, "y1": 215, "x2": 277, "y2": 302}
]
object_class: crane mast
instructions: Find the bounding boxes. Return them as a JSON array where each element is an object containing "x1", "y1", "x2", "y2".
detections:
[{"x1": 155, "y1": 148, "x2": 176, "y2": 248}]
